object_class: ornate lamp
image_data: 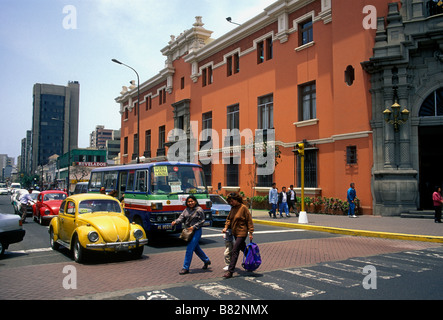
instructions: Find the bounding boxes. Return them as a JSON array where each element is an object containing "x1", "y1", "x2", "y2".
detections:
[{"x1": 383, "y1": 101, "x2": 410, "y2": 132}]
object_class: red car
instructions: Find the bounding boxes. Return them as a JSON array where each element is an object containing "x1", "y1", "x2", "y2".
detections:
[{"x1": 33, "y1": 190, "x2": 68, "y2": 225}]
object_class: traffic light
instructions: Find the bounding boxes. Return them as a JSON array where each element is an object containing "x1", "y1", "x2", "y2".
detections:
[{"x1": 294, "y1": 143, "x2": 304, "y2": 156}]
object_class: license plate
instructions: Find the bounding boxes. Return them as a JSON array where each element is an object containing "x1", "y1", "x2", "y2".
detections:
[
  {"x1": 116, "y1": 244, "x2": 129, "y2": 251},
  {"x1": 160, "y1": 224, "x2": 172, "y2": 230}
]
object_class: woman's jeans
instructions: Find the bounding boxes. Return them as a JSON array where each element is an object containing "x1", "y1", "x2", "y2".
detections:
[{"x1": 183, "y1": 227, "x2": 210, "y2": 270}]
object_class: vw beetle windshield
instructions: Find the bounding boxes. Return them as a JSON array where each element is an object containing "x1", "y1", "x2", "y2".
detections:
[{"x1": 78, "y1": 199, "x2": 122, "y2": 214}]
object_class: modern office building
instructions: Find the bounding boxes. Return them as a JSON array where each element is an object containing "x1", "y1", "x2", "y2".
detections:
[
  {"x1": 90, "y1": 125, "x2": 113, "y2": 149},
  {"x1": 31, "y1": 81, "x2": 80, "y2": 173},
  {"x1": 114, "y1": 0, "x2": 443, "y2": 216},
  {"x1": 20, "y1": 130, "x2": 32, "y2": 174}
]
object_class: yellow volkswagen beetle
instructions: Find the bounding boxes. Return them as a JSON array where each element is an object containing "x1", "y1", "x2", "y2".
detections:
[{"x1": 49, "y1": 194, "x2": 147, "y2": 263}]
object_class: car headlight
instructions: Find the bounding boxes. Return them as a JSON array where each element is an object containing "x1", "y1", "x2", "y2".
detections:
[
  {"x1": 88, "y1": 231, "x2": 99, "y2": 242},
  {"x1": 133, "y1": 229, "x2": 144, "y2": 240}
]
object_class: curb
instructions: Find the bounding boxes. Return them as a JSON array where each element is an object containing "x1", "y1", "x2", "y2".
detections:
[{"x1": 252, "y1": 218, "x2": 443, "y2": 244}]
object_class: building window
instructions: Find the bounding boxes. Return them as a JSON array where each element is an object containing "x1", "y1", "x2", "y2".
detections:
[
  {"x1": 181, "y1": 77, "x2": 185, "y2": 89},
  {"x1": 200, "y1": 162, "x2": 212, "y2": 186},
  {"x1": 123, "y1": 137, "x2": 128, "y2": 155},
  {"x1": 346, "y1": 146, "x2": 357, "y2": 165},
  {"x1": 202, "y1": 66, "x2": 213, "y2": 87},
  {"x1": 144, "y1": 130, "x2": 151, "y2": 158},
  {"x1": 258, "y1": 94, "x2": 273, "y2": 129},
  {"x1": 427, "y1": 0, "x2": 443, "y2": 17},
  {"x1": 146, "y1": 96, "x2": 152, "y2": 110},
  {"x1": 124, "y1": 109, "x2": 128, "y2": 120},
  {"x1": 299, "y1": 82, "x2": 316, "y2": 121},
  {"x1": 299, "y1": 19, "x2": 313, "y2": 46},
  {"x1": 257, "y1": 41, "x2": 264, "y2": 64},
  {"x1": 158, "y1": 125, "x2": 165, "y2": 152},
  {"x1": 159, "y1": 88, "x2": 166, "y2": 105},
  {"x1": 227, "y1": 53, "x2": 240, "y2": 77},
  {"x1": 419, "y1": 87, "x2": 443, "y2": 117},
  {"x1": 257, "y1": 37, "x2": 273, "y2": 64},
  {"x1": 226, "y1": 159, "x2": 239, "y2": 186},
  {"x1": 133, "y1": 133, "x2": 139, "y2": 160},
  {"x1": 227, "y1": 104, "x2": 239, "y2": 130},
  {"x1": 345, "y1": 65, "x2": 355, "y2": 86},
  {"x1": 266, "y1": 38, "x2": 273, "y2": 60},
  {"x1": 202, "y1": 111, "x2": 212, "y2": 141},
  {"x1": 297, "y1": 149, "x2": 317, "y2": 188},
  {"x1": 256, "y1": 164, "x2": 273, "y2": 187}
]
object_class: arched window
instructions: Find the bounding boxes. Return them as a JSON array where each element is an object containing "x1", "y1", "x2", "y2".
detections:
[{"x1": 419, "y1": 88, "x2": 443, "y2": 117}]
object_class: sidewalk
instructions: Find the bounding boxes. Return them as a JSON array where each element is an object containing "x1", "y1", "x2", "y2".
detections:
[{"x1": 250, "y1": 209, "x2": 443, "y2": 243}]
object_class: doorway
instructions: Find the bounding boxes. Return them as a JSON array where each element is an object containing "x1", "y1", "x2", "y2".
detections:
[{"x1": 418, "y1": 126, "x2": 443, "y2": 209}]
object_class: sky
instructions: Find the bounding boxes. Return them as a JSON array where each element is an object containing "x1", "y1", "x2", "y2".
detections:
[{"x1": 0, "y1": 0, "x2": 277, "y2": 163}]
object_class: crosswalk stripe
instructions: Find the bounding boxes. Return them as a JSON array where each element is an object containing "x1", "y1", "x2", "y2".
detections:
[
  {"x1": 282, "y1": 267, "x2": 360, "y2": 288},
  {"x1": 350, "y1": 257, "x2": 431, "y2": 273},
  {"x1": 195, "y1": 282, "x2": 254, "y2": 299},
  {"x1": 135, "y1": 290, "x2": 179, "y2": 300},
  {"x1": 9, "y1": 247, "x2": 52, "y2": 254},
  {"x1": 321, "y1": 262, "x2": 401, "y2": 280},
  {"x1": 243, "y1": 275, "x2": 325, "y2": 298}
]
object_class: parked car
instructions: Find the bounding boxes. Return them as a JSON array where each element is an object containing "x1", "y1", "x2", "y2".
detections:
[
  {"x1": 12, "y1": 189, "x2": 40, "y2": 216},
  {"x1": 0, "y1": 213, "x2": 26, "y2": 257},
  {"x1": 49, "y1": 194, "x2": 148, "y2": 263},
  {"x1": 0, "y1": 183, "x2": 8, "y2": 195},
  {"x1": 33, "y1": 190, "x2": 68, "y2": 225},
  {"x1": 73, "y1": 182, "x2": 89, "y2": 194},
  {"x1": 209, "y1": 194, "x2": 231, "y2": 224}
]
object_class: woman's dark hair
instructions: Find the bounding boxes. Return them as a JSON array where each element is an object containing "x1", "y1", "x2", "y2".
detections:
[
  {"x1": 226, "y1": 192, "x2": 243, "y2": 204},
  {"x1": 185, "y1": 195, "x2": 200, "y2": 208}
]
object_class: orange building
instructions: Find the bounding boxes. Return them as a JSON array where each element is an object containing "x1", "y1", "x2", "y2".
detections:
[{"x1": 115, "y1": 0, "x2": 397, "y2": 215}]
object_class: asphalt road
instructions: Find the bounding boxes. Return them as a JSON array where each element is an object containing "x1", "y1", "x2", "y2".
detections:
[{"x1": 1, "y1": 194, "x2": 442, "y2": 305}]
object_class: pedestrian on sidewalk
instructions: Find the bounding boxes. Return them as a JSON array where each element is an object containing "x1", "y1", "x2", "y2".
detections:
[
  {"x1": 347, "y1": 183, "x2": 357, "y2": 218},
  {"x1": 172, "y1": 195, "x2": 211, "y2": 274},
  {"x1": 278, "y1": 186, "x2": 290, "y2": 217},
  {"x1": 268, "y1": 183, "x2": 278, "y2": 218},
  {"x1": 432, "y1": 186, "x2": 443, "y2": 223},
  {"x1": 288, "y1": 185, "x2": 298, "y2": 217},
  {"x1": 222, "y1": 193, "x2": 254, "y2": 278}
]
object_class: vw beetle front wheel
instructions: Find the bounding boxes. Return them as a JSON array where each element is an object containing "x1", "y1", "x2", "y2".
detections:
[{"x1": 72, "y1": 236, "x2": 87, "y2": 263}]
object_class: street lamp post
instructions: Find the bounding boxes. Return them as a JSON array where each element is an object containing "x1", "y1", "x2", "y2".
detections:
[{"x1": 112, "y1": 59, "x2": 140, "y2": 163}]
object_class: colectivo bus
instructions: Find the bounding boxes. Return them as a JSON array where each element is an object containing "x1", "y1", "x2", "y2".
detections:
[{"x1": 88, "y1": 162, "x2": 212, "y2": 236}]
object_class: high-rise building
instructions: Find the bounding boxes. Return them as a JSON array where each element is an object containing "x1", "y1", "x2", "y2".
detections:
[
  {"x1": 20, "y1": 130, "x2": 32, "y2": 174},
  {"x1": 31, "y1": 81, "x2": 79, "y2": 173},
  {"x1": 89, "y1": 125, "x2": 113, "y2": 149}
]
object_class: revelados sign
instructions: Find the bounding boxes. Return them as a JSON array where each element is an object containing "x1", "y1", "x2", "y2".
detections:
[{"x1": 75, "y1": 162, "x2": 107, "y2": 167}]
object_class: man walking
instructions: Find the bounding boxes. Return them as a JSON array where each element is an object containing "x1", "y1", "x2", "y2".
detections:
[
  {"x1": 268, "y1": 183, "x2": 278, "y2": 218},
  {"x1": 19, "y1": 189, "x2": 34, "y2": 223},
  {"x1": 347, "y1": 183, "x2": 357, "y2": 218}
]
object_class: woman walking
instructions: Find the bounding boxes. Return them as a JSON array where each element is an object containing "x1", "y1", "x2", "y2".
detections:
[
  {"x1": 222, "y1": 193, "x2": 254, "y2": 278},
  {"x1": 172, "y1": 195, "x2": 211, "y2": 274}
]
